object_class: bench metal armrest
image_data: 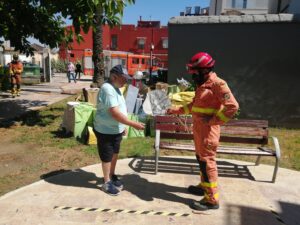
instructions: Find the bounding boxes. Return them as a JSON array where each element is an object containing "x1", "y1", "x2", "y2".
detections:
[
  {"x1": 154, "y1": 130, "x2": 161, "y2": 174},
  {"x1": 269, "y1": 136, "x2": 281, "y2": 159},
  {"x1": 155, "y1": 130, "x2": 161, "y2": 150}
]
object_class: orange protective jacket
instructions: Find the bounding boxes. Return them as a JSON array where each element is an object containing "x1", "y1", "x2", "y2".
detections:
[
  {"x1": 9, "y1": 61, "x2": 23, "y2": 75},
  {"x1": 174, "y1": 72, "x2": 239, "y2": 125}
]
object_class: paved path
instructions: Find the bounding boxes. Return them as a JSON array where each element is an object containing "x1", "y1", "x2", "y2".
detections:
[
  {"x1": 0, "y1": 73, "x2": 92, "y2": 123},
  {"x1": 0, "y1": 157, "x2": 299, "y2": 225}
]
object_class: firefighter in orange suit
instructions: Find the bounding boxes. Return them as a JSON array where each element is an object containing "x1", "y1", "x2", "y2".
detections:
[
  {"x1": 167, "y1": 52, "x2": 239, "y2": 211},
  {"x1": 9, "y1": 54, "x2": 23, "y2": 97}
]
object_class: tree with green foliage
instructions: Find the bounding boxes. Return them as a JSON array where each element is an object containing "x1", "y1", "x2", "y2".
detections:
[
  {"x1": 86, "y1": 0, "x2": 136, "y2": 87},
  {"x1": 0, "y1": 0, "x2": 66, "y2": 56},
  {"x1": 0, "y1": 0, "x2": 135, "y2": 87}
]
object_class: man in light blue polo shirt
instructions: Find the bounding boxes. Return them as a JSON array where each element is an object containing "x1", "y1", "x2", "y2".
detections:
[{"x1": 94, "y1": 65, "x2": 145, "y2": 196}]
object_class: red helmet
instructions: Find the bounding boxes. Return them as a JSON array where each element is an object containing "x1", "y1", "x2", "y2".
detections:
[{"x1": 186, "y1": 52, "x2": 215, "y2": 73}]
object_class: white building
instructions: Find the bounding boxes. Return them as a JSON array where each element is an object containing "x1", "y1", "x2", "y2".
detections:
[
  {"x1": 209, "y1": 0, "x2": 300, "y2": 15},
  {"x1": 209, "y1": 0, "x2": 269, "y2": 15}
]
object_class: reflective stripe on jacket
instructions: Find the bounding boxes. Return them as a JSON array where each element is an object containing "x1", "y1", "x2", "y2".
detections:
[{"x1": 176, "y1": 72, "x2": 239, "y2": 125}]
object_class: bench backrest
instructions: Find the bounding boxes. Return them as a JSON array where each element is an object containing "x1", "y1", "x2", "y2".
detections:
[{"x1": 155, "y1": 115, "x2": 268, "y2": 145}]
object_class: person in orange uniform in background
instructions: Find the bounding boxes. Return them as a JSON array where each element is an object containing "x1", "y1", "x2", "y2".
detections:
[
  {"x1": 9, "y1": 54, "x2": 23, "y2": 97},
  {"x1": 167, "y1": 52, "x2": 239, "y2": 211}
]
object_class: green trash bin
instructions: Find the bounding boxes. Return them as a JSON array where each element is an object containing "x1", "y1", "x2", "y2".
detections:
[
  {"x1": 0, "y1": 65, "x2": 11, "y2": 91},
  {"x1": 22, "y1": 63, "x2": 41, "y2": 84}
]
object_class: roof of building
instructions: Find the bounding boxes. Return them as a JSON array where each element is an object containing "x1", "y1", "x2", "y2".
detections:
[
  {"x1": 31, "y1": 43, "x2": 44, "y2": 53},
  {"x1": 168, "y1": 14, "x2": 300, "y2": 24}
]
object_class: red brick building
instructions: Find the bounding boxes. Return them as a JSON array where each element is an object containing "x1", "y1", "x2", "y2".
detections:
[{"x1": 59, "y1": 20, "x2": 168, "y2": 68}]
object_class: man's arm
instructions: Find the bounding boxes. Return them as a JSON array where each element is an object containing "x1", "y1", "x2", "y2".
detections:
[{"x1": 109, "y1": 107, "x2": 144, "y2": 130}]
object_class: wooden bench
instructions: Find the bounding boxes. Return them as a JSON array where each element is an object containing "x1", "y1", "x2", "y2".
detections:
[{"x1": 154, "y1": 115, "x2": 281, "y2": 183}]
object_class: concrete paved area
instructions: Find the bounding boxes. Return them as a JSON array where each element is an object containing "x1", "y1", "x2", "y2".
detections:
[
  {"x1": 0, "y1": 156, "x2": 299, "y2": 225},
  {"x1": 0, "y1": 73, "x2": 92, "y2": 123}
]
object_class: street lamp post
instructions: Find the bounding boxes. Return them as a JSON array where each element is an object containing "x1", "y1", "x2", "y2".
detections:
[
  {"x1": 149, "y1": 19, "x2": 154, "y2": 85},
  {"x1": 150, "y1": 43, "x2": 154, "y2": 84}
]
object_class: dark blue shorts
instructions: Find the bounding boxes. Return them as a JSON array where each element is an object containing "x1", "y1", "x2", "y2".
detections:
[{"x1": 94, "y1": 129, "x2": 123, "y2": 162}]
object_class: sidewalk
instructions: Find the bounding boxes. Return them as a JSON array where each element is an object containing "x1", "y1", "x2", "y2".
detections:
[
  {"x1": 0, "y1": 157, "x2": 299, "y2": 225},
  {"x1": 0, "y1": 73, "x2": 93, "y2": 123}
]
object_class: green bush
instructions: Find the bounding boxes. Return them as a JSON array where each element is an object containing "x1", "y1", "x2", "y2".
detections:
[{"x1": 51, "y1": 59, "x2": 67, "y2": 73}]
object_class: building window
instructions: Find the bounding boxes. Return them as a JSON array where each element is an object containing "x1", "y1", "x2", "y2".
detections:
[
  {"x1": 137, "y1": 37, "x2": 146, "y2": 49},
  {"x1": 232, "y1": 0, "x2": 247, "y2": 9},
  {"x1": 132, "y1": 58, "x2": 139, "y2": 64},
  {"x1": 121, "y1": 59, "x2": 126, "y2": 67},
  {"x1": 111, "y1": 35, "x2": 118, "y2": 50},
  {"x1": 162, "y1": 38, "x2": 168, "y2": 49}
]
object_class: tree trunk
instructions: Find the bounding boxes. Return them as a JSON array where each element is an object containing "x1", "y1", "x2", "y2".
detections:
[{"x1": 92, "y1": 5, "x2": 104, "y2": 88}]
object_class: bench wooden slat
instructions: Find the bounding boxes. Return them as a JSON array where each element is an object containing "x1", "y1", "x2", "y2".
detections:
[
  {"x1": 220, "y1": 136, "x2": 267, "y2": 145},
  {"x1": 221, "y1": 126, "x2": 268, "y2": 137},
  {"x1": 160, "y1": 143, "x2": 195, "y2": 151},
  {"x1": 156, "y1": 116, "x2": 268, "y2": 128},
  {"x1": 160, "y1": 132, "x2": 267, "y2": 144},
  {"x1": 159, "y1": 142, "x2": 275, "y2": 156},
  {"x1": 225, "y1": 119, "x2": 268, "y2": 128},
  {"x1": 156, "y1": 116, "x2": 193, "y2": 124},
  {"x1": 160, "y1": 142, "x2": 265, "y2": 151},
  {"x1": 157, "y1": 124, "x2": 268, "y2": 137},
  {"x1": 217, "y1": 149, "x2": 274, "y2": 156},
  {"x1": 160, "y1": 132, "x2": 194, "y2": 140},
  {"x1": 156, "y1": 123, "x2": 193, "y2": 132}
]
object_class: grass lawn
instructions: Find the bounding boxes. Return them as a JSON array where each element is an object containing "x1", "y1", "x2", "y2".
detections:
[
  {"x1": 14, "y1": 96, "x2": 300, "y2": 171},
  {"x1": 0, "y1": 96, "x2": 299, "y2": 195}
]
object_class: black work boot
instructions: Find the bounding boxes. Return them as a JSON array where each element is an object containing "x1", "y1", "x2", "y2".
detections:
[
  {"x1": 190, "y1": 199, "x2": 219, "y2": 211},
  {"x1": 187, "y1": 184, "x2": 204, "y2": 196}
]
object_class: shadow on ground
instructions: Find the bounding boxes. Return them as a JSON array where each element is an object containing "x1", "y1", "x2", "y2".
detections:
[
  {"x1": 225, "y1": 201, "x2": 300, "y2": 225},
  {"x1": 51, "y1": 129, "x2": 74, "y2": 139},
  {"x1": 41, "y1": 169, "x2": 193, "y2": 206},
  {"x1": 122, "y1": 173, "x2": 194, "y2": 205},
  {"x1": 41, "y1": 169, "x2": 101, "y2": 190},
  {"x1": 0, "y1": 100, "x2": 63, "y2": 128},
  {"x1": 40, "y1": 160, "x2": 300, "y2": 224},
  {"x1": 129, "y1": 157, "x2": 255, "y2": 181}
]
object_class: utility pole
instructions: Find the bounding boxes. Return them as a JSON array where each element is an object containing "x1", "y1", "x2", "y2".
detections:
[
  {"x1": 277, "y1": 0, "x2": 282, "y2": 13},
  {"x1": 215, "y1": 0, "x2": 218, "y2": 15}
]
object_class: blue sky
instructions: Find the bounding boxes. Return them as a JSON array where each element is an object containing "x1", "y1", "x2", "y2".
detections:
[
  {"x1": 64, "y1": 0, "x2": 211, "y2": 25},
  {"x1": 122, "y1": 0, "x2": 210, "y2": 25}
]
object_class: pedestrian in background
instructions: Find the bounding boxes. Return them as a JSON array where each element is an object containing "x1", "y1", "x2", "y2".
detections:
[
  {"x1": 67, "y1": 62, "x2": 76, "y2": 83},
  {"x1": 167, "y1": 52, "x2": 239, "y2": 211},
  {"x1": 93, "y1": 65, "x2": 145, "y2": 196},
  {"x1": 75, "y1": 61, "x2": 82, "y2": 81}
]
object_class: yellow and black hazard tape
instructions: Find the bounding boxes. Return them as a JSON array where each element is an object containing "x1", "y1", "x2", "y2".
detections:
[
  {"x1": 54, "y1": 206, "x2": 190, "y2": 217},
  {"x1": 270, "y1": 208, "x2": 286, "y2": 225}
]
